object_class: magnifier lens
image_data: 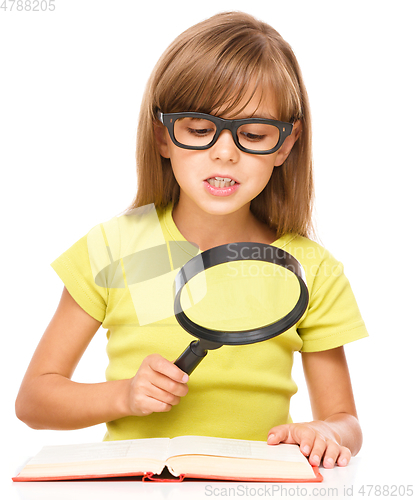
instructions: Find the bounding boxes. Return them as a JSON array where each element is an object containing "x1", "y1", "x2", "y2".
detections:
[
  {"x1": 174, "y1": 243, "x2": 308, "y2": 374},
  {"x1": 181, "y1": 260, "x2": 301, "y2": 334}
]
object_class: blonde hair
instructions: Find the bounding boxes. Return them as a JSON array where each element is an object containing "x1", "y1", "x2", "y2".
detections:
[{"x1": 131, "y1": 11, "x2": 314, "y2": 240}]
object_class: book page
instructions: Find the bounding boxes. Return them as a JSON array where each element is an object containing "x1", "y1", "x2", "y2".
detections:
[
  {"x1": 168, "y1": 436, "x2": 309, "y2": 463},
  {"x1": 27, "y1": 438, "x2": 170, "y2": 466}
]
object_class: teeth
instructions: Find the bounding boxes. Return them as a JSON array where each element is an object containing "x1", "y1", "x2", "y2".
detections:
[{"x1": 207, "y1": 177, "x2": 236, "y2": 188}]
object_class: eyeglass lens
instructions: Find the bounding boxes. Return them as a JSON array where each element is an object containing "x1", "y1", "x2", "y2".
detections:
[{"x1": 174, "y1": 117, "x2": 281, "y2": 152}]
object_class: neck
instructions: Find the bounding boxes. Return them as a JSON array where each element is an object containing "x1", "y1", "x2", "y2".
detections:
[{"x1": 172, "y1": 202, "x2": 275, "y2": 251}]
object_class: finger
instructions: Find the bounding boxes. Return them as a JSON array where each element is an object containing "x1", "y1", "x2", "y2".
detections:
[
  {"x1": 150, "y1": 373, "x2": 188, "y2": 400},
  {"x1": 149, "y1": 370, "x2": 189, "y2": 398},
  {"x1": 267, "y1": 424, "x2": 317, "y2": 460},
  {"x1": 321, "y1": 440, "x2": 340, "y2": 469},
  {"x1": 146, "y1": 354, "x2": 189, "y2": 383},
  {"x1": 134, "y1": 368, "x2": 188, "y2": 399},
  {"x1": 289, "y1": 425, "x2": 318, "y2": 458},
  {"x1": 136, "y1": 396, "x2": 173, "y2": 416},
  {"x1": 130, "y1": 385, "x2": 180, "y2": 416},
  {"x1": 308, "y1": 435, "x2": 328, "y2": 467},
  {"x1": 146, "y1": 384, "x2": 182, "y2": 407},
  {"x1": 336, "y1": 446, "x2": 352, "y2": 467},
  {"x1": 267, "y1": 425, "x2": 291, "y2": 445}
]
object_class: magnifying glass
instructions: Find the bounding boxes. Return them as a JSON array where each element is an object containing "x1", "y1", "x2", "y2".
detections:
[{"x1": 173, "y1": 242, "x2": 309, "y2": 374}]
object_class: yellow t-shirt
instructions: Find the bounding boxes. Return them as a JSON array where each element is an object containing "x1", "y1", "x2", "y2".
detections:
[{"x1": 51, "y1": 204, "x2": 368, "y2": 441}]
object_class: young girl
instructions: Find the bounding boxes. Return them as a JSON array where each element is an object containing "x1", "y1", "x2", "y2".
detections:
[{"x1": 15, "y1": 11, "x2": 368, "y2": 470}]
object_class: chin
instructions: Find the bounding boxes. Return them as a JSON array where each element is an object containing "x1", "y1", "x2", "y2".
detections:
[{"x1": 198, "y1": 200, "x2": 249, "y2": 217}]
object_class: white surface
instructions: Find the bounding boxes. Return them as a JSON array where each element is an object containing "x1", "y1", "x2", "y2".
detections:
[
  {"x1": 6, "y1": 453, "x2": 414, "y2": 500},
  {"x1": 1, "y1": 1, "x2": 414, "y2": 499}
]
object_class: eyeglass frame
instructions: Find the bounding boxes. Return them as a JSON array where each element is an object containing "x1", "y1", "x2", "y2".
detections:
[{"x1": 157, "y1": 110, "x2": 294, "y2": 155}]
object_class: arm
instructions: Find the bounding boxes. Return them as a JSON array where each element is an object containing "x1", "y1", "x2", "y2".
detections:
[
  {"x1": 267, "y1": 346, "x2": 362, "y2": 468},
  {"x1": 15, "y1": 288, "x2": 188, "y2": 430}
]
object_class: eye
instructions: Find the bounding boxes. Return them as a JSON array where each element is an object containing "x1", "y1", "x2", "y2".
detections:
[
  {"x1": 175, "y1": 117, "x2": 216, "y2": 138},
  {"x1": 240, "y1": 131, "x2": 267, "y2": 142},
  {"x1": 186, "y1": 127, "x2": 214, "y2": 137}
]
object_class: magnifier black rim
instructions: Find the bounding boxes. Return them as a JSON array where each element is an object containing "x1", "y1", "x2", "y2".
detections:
[{"x1": 174, "y1": 242, "x2": 309, "y2": 346}]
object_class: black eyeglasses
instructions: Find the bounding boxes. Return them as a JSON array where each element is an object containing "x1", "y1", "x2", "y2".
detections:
[{"x1": 157, "y1": 111, "x2": 293, "y2": 155}]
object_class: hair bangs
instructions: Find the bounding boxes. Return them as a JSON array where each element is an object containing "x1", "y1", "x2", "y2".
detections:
[
  {"x1": 156, "y1": 41, "x2": 303, "y2": 125},
  {"x1": 155, "y1": 40, "x2": 260, "y2": 115}
]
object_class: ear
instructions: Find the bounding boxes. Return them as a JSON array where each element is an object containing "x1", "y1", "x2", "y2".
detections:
[
  {"x1": 274, "y1": 120, "x2": 302, "y2": 167},
  {"x1": 153, "y1": 121, "x2": 171, "y2": 158}
]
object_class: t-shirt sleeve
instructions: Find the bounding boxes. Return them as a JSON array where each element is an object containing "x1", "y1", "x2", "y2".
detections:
[
  {"x1": 51, "y1": 232, "x2": 108, "y2": 323},
  {"x1": 297, "y1": 252, "x2": 368, "y2": 352}
]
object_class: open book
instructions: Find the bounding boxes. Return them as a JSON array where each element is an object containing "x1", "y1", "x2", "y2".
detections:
[{"x1": 13, "y1": 435, "x2": 322, "y2": 483}]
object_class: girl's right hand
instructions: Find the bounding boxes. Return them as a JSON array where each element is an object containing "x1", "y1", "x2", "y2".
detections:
[{"x1": 127, "y1": 354, "x2": 189, "y2": 416}]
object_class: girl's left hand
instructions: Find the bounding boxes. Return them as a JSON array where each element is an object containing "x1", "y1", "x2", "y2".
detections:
[{"x1": 267, "y1": 421, "x2": 351, "y2": 468}]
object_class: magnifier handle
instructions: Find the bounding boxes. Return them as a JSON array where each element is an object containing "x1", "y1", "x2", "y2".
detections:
[{"x1": 174, "y1": 340, "x2": 208, "y2": 375}]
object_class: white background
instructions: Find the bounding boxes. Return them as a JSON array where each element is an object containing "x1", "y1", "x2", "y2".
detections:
[{"x1": 1, "y1": 0, "x2": 414, "y2": 498}]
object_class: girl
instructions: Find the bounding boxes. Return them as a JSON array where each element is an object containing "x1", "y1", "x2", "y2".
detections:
[{"x1": 15, "y1": 11, "x2": 368, "y2": 470}]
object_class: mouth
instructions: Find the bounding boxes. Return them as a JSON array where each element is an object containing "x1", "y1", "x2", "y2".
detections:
[
  {"x1": 203, "y1": 176, "x2": 240, "y2": 197},
  {"x1": 205, "y1": 176, "x2": 237, "y2": 188}
]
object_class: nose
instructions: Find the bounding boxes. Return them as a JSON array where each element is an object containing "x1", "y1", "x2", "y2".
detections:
[{"x1": 209, "y1": 129, "x2": 240, "y2": 163}]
